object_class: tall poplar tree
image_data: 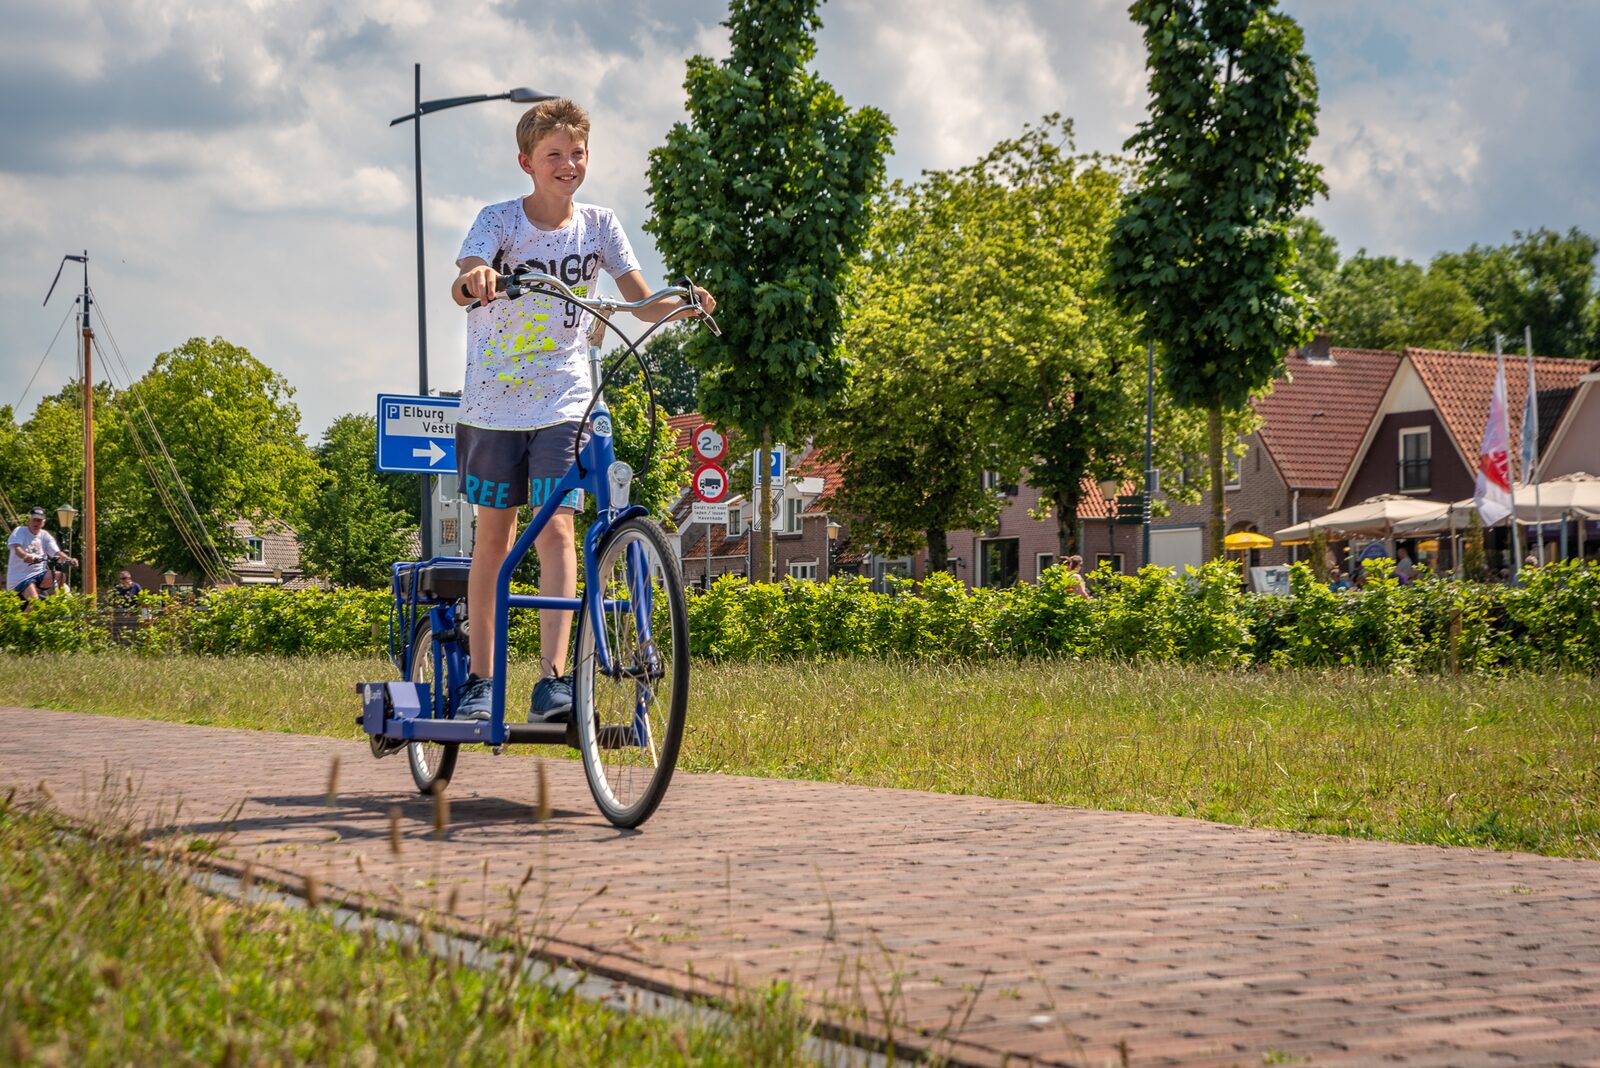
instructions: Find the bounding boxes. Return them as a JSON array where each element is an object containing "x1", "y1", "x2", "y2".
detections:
[
  {"x1": 645, "y1": 0, "x2": 892, "y2": 580},
  {"x1": 1108, "y1": 0, "x2": 1325, "y2": 559}
]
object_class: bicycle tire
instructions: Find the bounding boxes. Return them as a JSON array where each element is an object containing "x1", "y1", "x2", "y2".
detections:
[
  {"x1": 572, "y1": 516, "x2": 688, "y2": 828},
  {"x1": 406, "y1": 616, "x2": 459, "y2": 794}
]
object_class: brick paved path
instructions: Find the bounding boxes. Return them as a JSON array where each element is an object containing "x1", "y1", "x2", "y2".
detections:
[{"x1": 3, "y1": 708, "x2": 1598, "y2": 1067}]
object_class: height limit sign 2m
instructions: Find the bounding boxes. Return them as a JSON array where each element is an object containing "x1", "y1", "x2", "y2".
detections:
[{"x1": 691, "y1": 424, "x2": 729, "y2": 525}]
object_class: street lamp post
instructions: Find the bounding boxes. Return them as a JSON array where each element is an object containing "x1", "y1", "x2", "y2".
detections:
[
  {"x1": 389, "y1": 66, "x2": 555, "y2": 558},
  {"x1": 56, "y1": 504, "x2": 77, "y2": 590},
  {"x1": 1098, "y1": 477, "x2": 1122, "y2": 570}
]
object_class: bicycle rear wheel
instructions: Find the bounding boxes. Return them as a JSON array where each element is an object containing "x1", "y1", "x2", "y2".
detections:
[
  {"x1": 573, "y1": 516, "x2": 688, "y2": 828},
  {"x1": 406, "y1": 617, "x2": 458, "y2": 794}
]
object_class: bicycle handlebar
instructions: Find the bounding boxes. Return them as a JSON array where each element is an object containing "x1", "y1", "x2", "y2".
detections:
[{"x1": 460, "y1": 270, "x2": 721, "y2": 337}]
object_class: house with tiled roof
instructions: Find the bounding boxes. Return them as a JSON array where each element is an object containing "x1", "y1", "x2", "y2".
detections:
[
  {"x1": 1158, "y1": 342, "x2": 1402, "y2": 571},
  {"x1": 1336, "y1": 349, "x2": 1596, "y2": 507}
]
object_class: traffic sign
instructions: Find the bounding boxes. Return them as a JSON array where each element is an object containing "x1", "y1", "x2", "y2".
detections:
[
  {"x1": 692, "y1": 424, "x2": 727, "y2": 464},
  {"x1": 752, "y1": 445, "x2": 786, "y2": 484},
  {"x1": 377, "y1": 393, "x2": 459, "y2": 474},
  {"x1": 1115, "y1": 493, "x2": 1148, "y2": 525},
  {"x1": 693, "y1": 463, "x2": 729, "y2": 503},
  {"x1": 690, "y1": 500, "x2": 729, "y2": 525}
]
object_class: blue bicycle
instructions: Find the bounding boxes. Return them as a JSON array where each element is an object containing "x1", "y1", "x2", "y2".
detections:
[{"x1": 360, "y1": 270, "x2": 718, "y2": 828}]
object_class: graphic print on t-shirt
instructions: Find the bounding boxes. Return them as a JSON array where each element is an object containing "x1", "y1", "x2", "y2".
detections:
[{"x1": 457, "y1": 200, "x2": 640, "y2": 430}]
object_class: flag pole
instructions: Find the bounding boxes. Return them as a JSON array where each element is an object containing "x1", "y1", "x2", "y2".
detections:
[
  {"x1": 1524, "y1": 326, "x2": 1544, "y2": 565},
  {"x1": 1498, "y1": 335, "x2": 1523, "y2": 578}
]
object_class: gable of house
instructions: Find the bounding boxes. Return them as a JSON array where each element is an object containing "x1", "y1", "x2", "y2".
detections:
[
  {"x1": 1255, "y1": 347, "x2": 1402, "y2": 492},
  {"x1": 1538, "y1": 372, "x2": 1600, "y2": 479},
  {"x1": 1334, "y1": 349, "x2": 1597, "y2": 506}
]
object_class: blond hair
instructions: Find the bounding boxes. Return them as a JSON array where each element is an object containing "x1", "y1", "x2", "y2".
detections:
[{"x1": 516, "y1": 98, "x2": 590, "y2": 158}]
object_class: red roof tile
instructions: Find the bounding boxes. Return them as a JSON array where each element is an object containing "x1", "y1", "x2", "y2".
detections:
[
  {"x1": 681, "y1": 528, "x2": 749, "y2": 557},
  {"x1": 1255, "y1": 348, "x2": 1403, "y2": 490},
  {"x1": 665, "y1": 412, "x2": 703, "y2": 455},
  {"x1": 1405, "y1": 349, "x2": 1596, "y2": 468}
]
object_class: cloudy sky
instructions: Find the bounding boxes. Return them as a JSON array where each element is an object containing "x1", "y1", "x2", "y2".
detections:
[{"x1": 3, "y1": 0, "x2": 1597, "y2": 437}]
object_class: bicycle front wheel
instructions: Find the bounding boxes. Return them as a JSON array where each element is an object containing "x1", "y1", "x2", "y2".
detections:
[
  {"x1": 574, "y1": 516, "x2": 688, "y2": 828},
  {"x1": 406, "y1": 617, "x2": 458, "y2": 795}
]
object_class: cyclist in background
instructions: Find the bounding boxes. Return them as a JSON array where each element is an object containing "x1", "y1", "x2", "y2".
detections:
[{"x1": 8, "y1": 506, "x2": 76, "y2": 610}]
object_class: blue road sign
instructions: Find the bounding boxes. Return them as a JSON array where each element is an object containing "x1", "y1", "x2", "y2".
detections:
[
  {"x1": 752, "y1": 444, "x2": 786, "y2": 483},
  {"x1": 377, "y1": 393, "x2": 460, "y2": 474}
]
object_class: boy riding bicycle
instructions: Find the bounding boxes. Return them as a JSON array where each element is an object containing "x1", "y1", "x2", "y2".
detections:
[{"x1": 450, "y1": 97, "x2": 713, "y2": 724}]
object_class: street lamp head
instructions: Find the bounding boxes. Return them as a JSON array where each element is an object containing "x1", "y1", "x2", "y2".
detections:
[
  {"x1": 162, "y1": 569, "x2": 178, "y2": 587},
  {"x1": 507, "y1": 87, "x2": 558, "y2": 104},
  {"x1": 1097, "y1": 477, "x2": 1122, "y2": 501},
  {"x1": 56, "y1": 503, "x2": 77, "y2": 529}
]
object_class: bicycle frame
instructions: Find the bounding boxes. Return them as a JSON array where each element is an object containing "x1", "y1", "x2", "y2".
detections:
[
  {"x1": 365, "y1": 270, "x2": 712, "y2": 751},
  {"x1": 375, "y1": 384, "x2": 643, "y2": 748}
]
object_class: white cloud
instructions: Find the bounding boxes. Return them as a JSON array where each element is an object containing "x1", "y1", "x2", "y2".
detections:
[{"x1": 2, "y1": 0, "x2": 1595, "y2": 439}]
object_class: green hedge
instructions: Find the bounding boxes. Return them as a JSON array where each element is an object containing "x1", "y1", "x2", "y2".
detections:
[{"x1": 2, "y1": 560, "x2": 1596, "y2": 674}]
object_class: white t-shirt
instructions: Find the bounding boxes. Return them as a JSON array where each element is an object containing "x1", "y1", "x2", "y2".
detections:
[
  {"x1": 456, "y1": 199, "x2": 641, "y2": 430},
  {"x1": 7, "y1": 525, "x2": 58, "y2": 590}
]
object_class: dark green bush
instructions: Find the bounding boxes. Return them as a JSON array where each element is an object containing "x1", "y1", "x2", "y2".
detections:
[{"x1": 2, "y1": 560, "x2": 1596, "y2": 674}]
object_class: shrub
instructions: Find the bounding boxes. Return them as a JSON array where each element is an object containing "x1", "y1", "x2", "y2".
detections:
[{"x1": 4, "y1": 562, "x2": 1598, "y2": 675}]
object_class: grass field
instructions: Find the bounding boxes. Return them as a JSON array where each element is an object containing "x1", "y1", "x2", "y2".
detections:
[
  {"x1": 0, "y1": 794, "x2": 819, "y2": 1066},
  {"x1": 1, "y1": 652, "x2": 1596, "y2": 858}
]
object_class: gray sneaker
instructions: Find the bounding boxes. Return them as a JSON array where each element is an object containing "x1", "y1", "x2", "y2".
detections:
[
  {"x1": 457, "y1": 675, "x2": 495, "y2": 721},
  {"x1": 528, "y1": 674, "x2": 573, "y2": 724}
]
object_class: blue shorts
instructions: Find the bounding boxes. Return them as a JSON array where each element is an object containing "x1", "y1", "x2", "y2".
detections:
[
  {"x1": 11, "y1": 571, "x2": 44, "y2": 595},
  {"x1": 456, "y1": 420, "x2": 589, "y2": 511}
]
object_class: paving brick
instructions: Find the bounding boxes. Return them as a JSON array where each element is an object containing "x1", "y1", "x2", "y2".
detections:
[{"x1": 3, "y1": 707, "x2": 1599, "y2": 1067}]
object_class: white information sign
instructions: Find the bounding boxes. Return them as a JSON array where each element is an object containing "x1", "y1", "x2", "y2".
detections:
[{"x1": 691, "y1": 501, "x2": 729, "y2": 525}]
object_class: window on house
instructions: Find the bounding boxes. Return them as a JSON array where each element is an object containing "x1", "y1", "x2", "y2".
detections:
[
  {"x1": 1224, "y1": 457, "x2": 1242, "y2": 491},
  {"x1": 788, "y1": 561, "x2": 817, "y2": 581},
  {"x1": 784, "y1": 496, "x2": 803, "y2": 534},
  {"x1": 981, "y1": 470, "x2": 1019, "y2": 496},
  {"x1": 244, "y1": 537, "x2": 264, "y2": 563},
  {"x1": 1095, "y1": 552, "x2": 1126, "y2": 573},
  {"x1": 979, "y1": 538, "x2": 1020, "y2": 588},
  {"x1": 1399, "y1": 428, "x2": 1431, "y2": 492},
  {"x1": 440, "y1": 518, "x2": 458, "y2": 544},
  {"x1": 728, "y1": 508, "x2": 743, "y2": 537},
  {"x1": 1036, "y1": 553, "x2": 1055, "y2": 577}
]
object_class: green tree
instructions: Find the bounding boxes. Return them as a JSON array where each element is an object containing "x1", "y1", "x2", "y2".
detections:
[
  {"x1": 1108, "y1": 0, "x2": 1325, "y2": 559},
  {"x1": 820, "y1": 169, "x2": 1019, "y2": 569},
  {"x1": 645, "y1": 0, "x2": 893, "y2": 580},
  {"x1": 1288, "y1": 216, "x2": 1340, "y2": 314},
  {"x1": 1433, "y1": 227, "x2": 1599, "y2": 357},
  {"x1": 1320, "y1": 253, "x2": 1486, "y2": 351},
  {"x1": 298, "y1": 415, "x2": 413, "y2": 588},
  {"x1": 635, "y1": 324, "x2": 702, "y2": 416},
  {"x1": 109, "y1": 337, "x2": 321, "y2": 580}
]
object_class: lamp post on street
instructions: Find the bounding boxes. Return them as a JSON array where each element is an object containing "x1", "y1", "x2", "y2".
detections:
[
  {"x1": 56, "y1": 503, "x2": 77, "y2": 590},
  {"x1": 390, "y1": 66, "x2": 555, "y2": 557},
  {"x1": 1097, "y1": 477, "x2": 1122, "y2": 569}
]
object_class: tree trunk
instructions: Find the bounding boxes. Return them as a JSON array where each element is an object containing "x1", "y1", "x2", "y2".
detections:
[
  {"x1": 1207, "y1": 402, "x2": 1226, "y2": 561},
  {"x1": 1054, "y1": 488, "x2": 1082, "y2": 558},
  {"x1": 926, "y1": 528, "x2": 948, "y2": 575},
  {"x1": 756, "y1": 429, "x2": 774, "y2": 583}
]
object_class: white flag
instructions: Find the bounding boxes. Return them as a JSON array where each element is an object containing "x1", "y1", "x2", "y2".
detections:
[{"x1": 1474, "y1": 359, "x2": 1513, "y2": 526}]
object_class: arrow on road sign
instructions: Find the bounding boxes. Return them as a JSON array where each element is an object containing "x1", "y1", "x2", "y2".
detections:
[{"x1": 412, "y1": 440, "x2": 446, "y2": 466}]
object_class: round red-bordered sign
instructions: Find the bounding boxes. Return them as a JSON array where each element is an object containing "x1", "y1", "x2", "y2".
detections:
[
  {"x1": 692, "y1": 423, "x2": 728, "y2": 464},
  {"x1": 692, "y1": 463, "x2": 729, "y2": 503}
]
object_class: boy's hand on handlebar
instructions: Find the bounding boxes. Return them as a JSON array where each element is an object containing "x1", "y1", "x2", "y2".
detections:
[{"x1": 458, "y1": 264, "x2": 500, "y2": 307}]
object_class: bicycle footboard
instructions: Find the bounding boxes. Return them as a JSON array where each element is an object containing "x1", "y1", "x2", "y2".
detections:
[{"x1": 356, "y1": 682, "x2": 579, "y2": 747}]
